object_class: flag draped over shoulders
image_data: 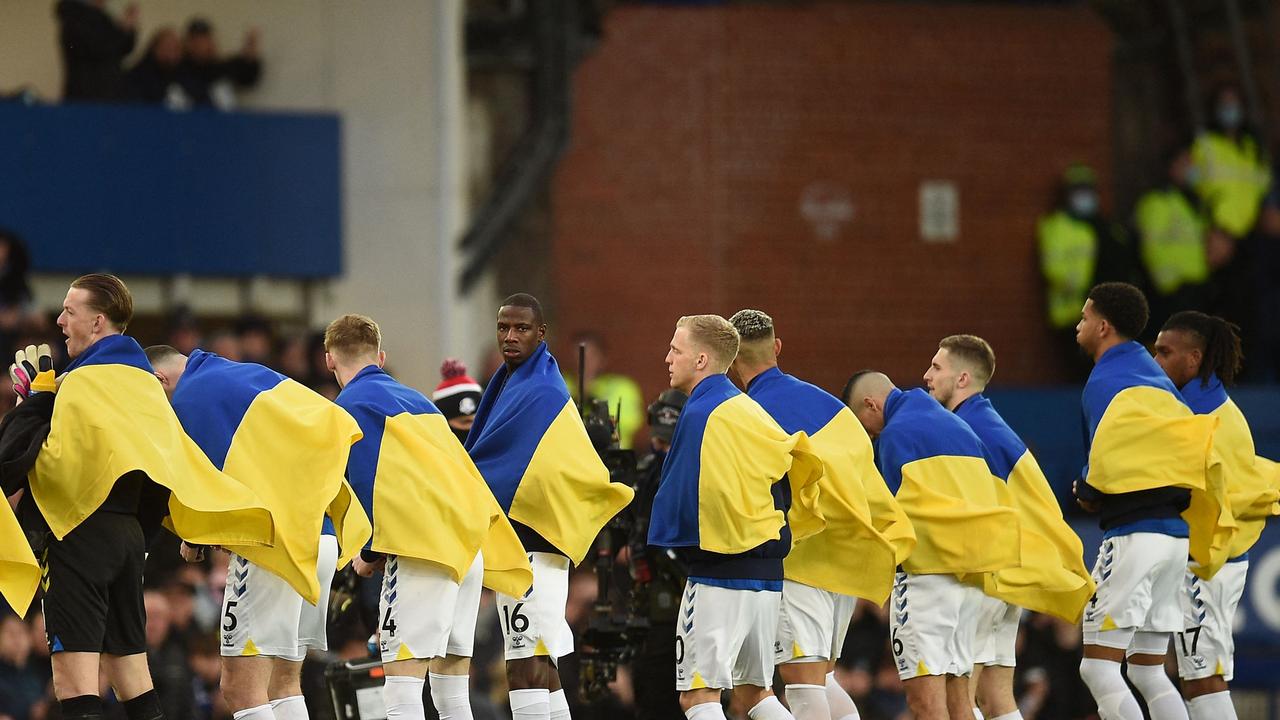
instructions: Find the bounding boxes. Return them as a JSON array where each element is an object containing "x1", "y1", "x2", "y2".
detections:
[
  {"x1": 1083, "y1": 342, "x2": 1234, "y2": 578},
  {"x1": 465, "y1": 343, "x2": 632, "y2": 564},
  {"x1": 172, "y1": 349, "x2": 369, "y2": 603},
  {"x1": 877, "y1": 388, "x2": 1019, "y2": 575},
  {"x1": 748, "y1": 368, "x2": 910, "y2": 604},
  {"x1": 337, "y1": 365, "x2": 531, "y2": 597},
  {"x1": 957, "y1": 394, "x2": 1093, "y2": 622},
  {"x1": 30, "y1": 336, "x2": 274, "y2": 554},
  {"x1": 1181, "y1": 375, "x2": 1279, "y2": 570},
  {"x1": 648, "y1": 373, "x2": 824, "y2": 554}
]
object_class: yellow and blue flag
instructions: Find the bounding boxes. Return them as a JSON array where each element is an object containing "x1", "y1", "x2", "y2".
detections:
[
  {"x1": 172, "y1": 350, "x2": 370, "y2": 604},
  {"x1": 648, "y1": 373, "x2": 825, "y2": 555},
  {"x1": 1082, "y1": 342, "x2": 1234, "y2": 577},
  {"x1": 30, "y1": 336, "x2": 274, "y2": 552},
  {"x1": 957, "y1": 394, "x2": 1094, "y2": 622},
  {"x1": 747, "y1": 367, "x2": 912, "y2": 604},
  {"x1": 465, "y1": 342, "x2": 632, "y2": 564},
  {"x1": 1180, "y1": 374, "x2": 1279, "y2": 571},
  {"x1": 336, "y1": 365, "x2": 532, "y2": 597},
  {"x1": 0, "y1": 501, "x2": 38, "y2": 617},
  {"x1": 877, "y1": 388, "x2": 1020, "y2": 575}
]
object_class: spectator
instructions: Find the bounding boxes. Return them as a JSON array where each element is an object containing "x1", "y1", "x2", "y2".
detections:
[
  {"x1": 178, "y1": 18, "x2": 262, "y2": 110},
  {"x1": 1190, "y1": 84, "x2": 1271, "y2": 241},
  {"x1": 1134, "y1": 145, "x2": 1211, "y2": 331},
  {"x1": 126, "y1": 26, "x2": 189, "y2": 109},
  {"x1": 1037, "y1": 164, "x2": 1137, "y2": 375},
  {"x1": 0, "y1": 614, "x2": 47, "y2": 720},
  {"x1": 564, "y1": 332, "x2": 644, "y2": 449},
  {"x1": 206, "y1": 330, "x2": 242, "y2": 361},
  {"x1": 54, "y1": 0, "x2": 138, "y2": 102},
  {"x1": 0, "y1": 230, "x2": 36, "y2": 353},
  {"x1": 163, "y1": 306, "x2": 202, "y2": 356},
  {"x1": 277, "y1": 333, "x2": 312, "y2": 385},
  {"x1": 234, "y1": 314, "x2": 273, "y2": 365},
  {"x1": 1250, "y1": 169, "x2": 1280, "y2": 381},
  {"x1": 433, "y1": 358, "x2": 483, "y2": 443}
]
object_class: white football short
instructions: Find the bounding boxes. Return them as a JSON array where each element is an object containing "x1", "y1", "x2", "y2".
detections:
[
  {"x1": 973, "y1": 594, "x2": 1020, "y2": 668},
  {"x1": 774, "y1": 580, "x2": 856, "y2": 664},
  {"x1": 221, "y1": 535, "x2": 339, "y2": 661},
  {"x1": 888, "y1": 572, "x2": 984, "y2": 680},
  {"x1": 379, "y1": 551, "x2": 484, "y2": 662},
  {"x1": 496, "y1": 552, "x2": 574, "y2": 662},
  {"x1": 1082, "y1": 532, "x2": 1189, "y2": 649},
  {"x1": 676, "y1": 580, "x2": 781, "y2": 691},
  {"x1": 1176, "y1": 559, "x2": 1247, "y2": 681}
]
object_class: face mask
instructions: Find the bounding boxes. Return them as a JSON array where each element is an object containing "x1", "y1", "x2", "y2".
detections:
[
  {"x1": 1217, "y1": 103, "x2": 1243, "y2": 131},
  {"x1": 1069, "y1": 190, "x2": 1099, "y2": 218}
]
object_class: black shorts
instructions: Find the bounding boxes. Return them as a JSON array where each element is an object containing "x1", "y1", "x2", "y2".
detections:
[{"x1": 41, "y1": 510, "x2": 146, "y2": 655}]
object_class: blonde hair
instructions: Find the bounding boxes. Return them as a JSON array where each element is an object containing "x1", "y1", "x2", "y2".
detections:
[
  {"x1": 324, "y1": 314, "x2": 381, "y2": 362},
  {"x1": 939, "y1": 334, "x2": 996, "y2": 385},
  {"x1": 677, "y1": 314, "x2": 740, "y2": 372}
]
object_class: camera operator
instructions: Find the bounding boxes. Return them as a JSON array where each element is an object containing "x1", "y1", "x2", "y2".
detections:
[{"x1": 626, "y1": 390, "x2": 687, "y2": 720}]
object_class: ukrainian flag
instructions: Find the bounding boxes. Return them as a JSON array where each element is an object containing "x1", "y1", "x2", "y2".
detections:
[
  {"x1": 1181, "y1": 375, "x2": 1279, "y2": 572},
  {"x1": 172, "y1": 350, "x2": 371, "y2": 604},
  {"x1": 466, "y1": 342, "x2": 632, "y2": 563},
  {"x1": 748, "y1": 367, "x2": 911, "y2": 604},
  {"x1": 957, "y1": 394, "x2": 1094, "y2": 622},
  {"x1": 30, "y1": 336, "x2": 273, "y2": 553},
  {"x1": 878, "y1": 388, "x2": 1020, "y2": 575},
  {"x1": 337, "y1": 365, "x2": 532, "y2": 597},
  {"x1": 648, "y1": 373, "x2": 824, "y2": 554},
  {"x1": 0, "y1": 502, "x2": 38, "y2": 617},
  {"x1": 1083, "y1": 342, "x2": 1235, "y2": 578}
]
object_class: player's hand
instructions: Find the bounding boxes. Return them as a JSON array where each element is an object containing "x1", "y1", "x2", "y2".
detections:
[
  {"x1": 10, "y1": 344, "x2": 54, "y2": 398},
  {"x1": 1072, "y1": 480, "x2": 1100, "y2": 513},
  {"x1": 180, "y1": 541, "x2": 207, "y2": 563},
  {"x1": 353, "y1": 554, "x2": 385, "y2": 577}
]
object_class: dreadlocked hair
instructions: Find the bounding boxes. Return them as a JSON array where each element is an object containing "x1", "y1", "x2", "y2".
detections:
[{"x1": 1161, "y1": 310, "x2": 1244, "y2": 387}]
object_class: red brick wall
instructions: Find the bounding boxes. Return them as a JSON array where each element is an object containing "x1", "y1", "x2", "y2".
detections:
[{"x1": 549, "y1": 3, "x2": 1114, "y2": 405}]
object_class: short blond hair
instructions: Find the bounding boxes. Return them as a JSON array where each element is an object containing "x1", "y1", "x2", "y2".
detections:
[
  {"x1": 325, "y1": 314, "x2": 381, "y2": 361},
  {"x1": 939, "y1": 334, "x2": 996, "y2": 385},
  {"x1": 677, "y1": 314, "x2": 740, "y2": 372}
]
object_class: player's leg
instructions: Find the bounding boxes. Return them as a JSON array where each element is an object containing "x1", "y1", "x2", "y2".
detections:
[
  {"x1": 1125, "y1": 534, "x2": 1190, "y2": 720},
  {"x1": 500, "y1": 552, "x2": 572, "y2": 720},
  {"x1": 821, "y1": 593, "x2": 860, "y2": 720},
  {"x1": 675, "y1": 582, "x2": 730, "y2": 719},
  {"x1": 776, "y1": 581, "x2": 835, "y2": 720},
  {"x1": 221, "y1": 552, "x2": 308, "y2": 719},
  {"x1": 1177, "y1": 561, "x2": 1245, "y2": 720},
  {"x1": 890, "y1": 573, "x2": 957, "y2": 720},
  {"x1": 267, "y1": 535, "x2": 340, "y2": 720},
  {"x1": 380, "y1": 555, "x2": 465, "y2": 720},
  {"x1": 975, "y1": 602, "x2": 1021, "y2": 720},
  {"x1": 732, "y1": 585, "x2": 791, "y2": 720},
  {"x1": 1079, "y1": 535, "x2": 1145, "y2": 720},
  {"x1": 429, "y1": 551, "x2": 485, "y2": 720},
  {"x1": 101, "y1": 515, "x2": 163, "y2": 719},
  {"x1": 944, "y1": 583, "x2": 984, "y2": 720}
]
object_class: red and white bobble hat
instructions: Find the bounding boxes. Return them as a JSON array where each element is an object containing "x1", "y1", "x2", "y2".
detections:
[{"x1": 433, "y1": 358, "x2": 483, "y2": 420}]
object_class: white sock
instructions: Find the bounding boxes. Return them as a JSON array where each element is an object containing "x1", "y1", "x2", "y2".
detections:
[
  {"x1": 1187, "y1": 691, "x2": 1237, "y2": 720},
  {"x1": 685, "y1": 701, "x2": 727, "y2": 720},
  {"x1": 548, "y1": 689, "x2": 571, "y2": 720},
  {"x1": 824, "y1": 672, "x2": 859, "y2": 720},
  {"x1": 270, "y1": 695, "x2": 308, "y2": 720},
  {"x1": 785, "y1": 684, "x2": 829, "y2": 720},
  {"x1": 429, "y1": 672, "x2": 473, "y2": 720},
  {"x1": 991, "y1": 712, "x2": 1024, "y2": 720},
  {"x1": 509, "y1": 688, "x2": 550, "y2": 720},
  {"x1": 974, "y1": 710, "x2": 984, "y2": 720},
  {"x1": 383, "y1": 675, "x2": 427, "y2": 720},
  {"x1": 1125, "y1": 663, "x2": 1189, "y2": 720},
  {"x1": 1079, "y1": 658, "x2": 1142, "y2": 720},
  {"x1": 748, "y1": 695, "x2": 794, "y2": 720},
  {"x1": 233, "y1": 705, "x2": 276, "y2": 720}
]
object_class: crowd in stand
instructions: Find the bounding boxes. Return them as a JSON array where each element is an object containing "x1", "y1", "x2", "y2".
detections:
[
  {"x1": 1038, "y1": 84, "x2": 1279, "y2": 381},
  {"x1": 54, "y1": 0, "x2": 261, "y2": 110}
]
